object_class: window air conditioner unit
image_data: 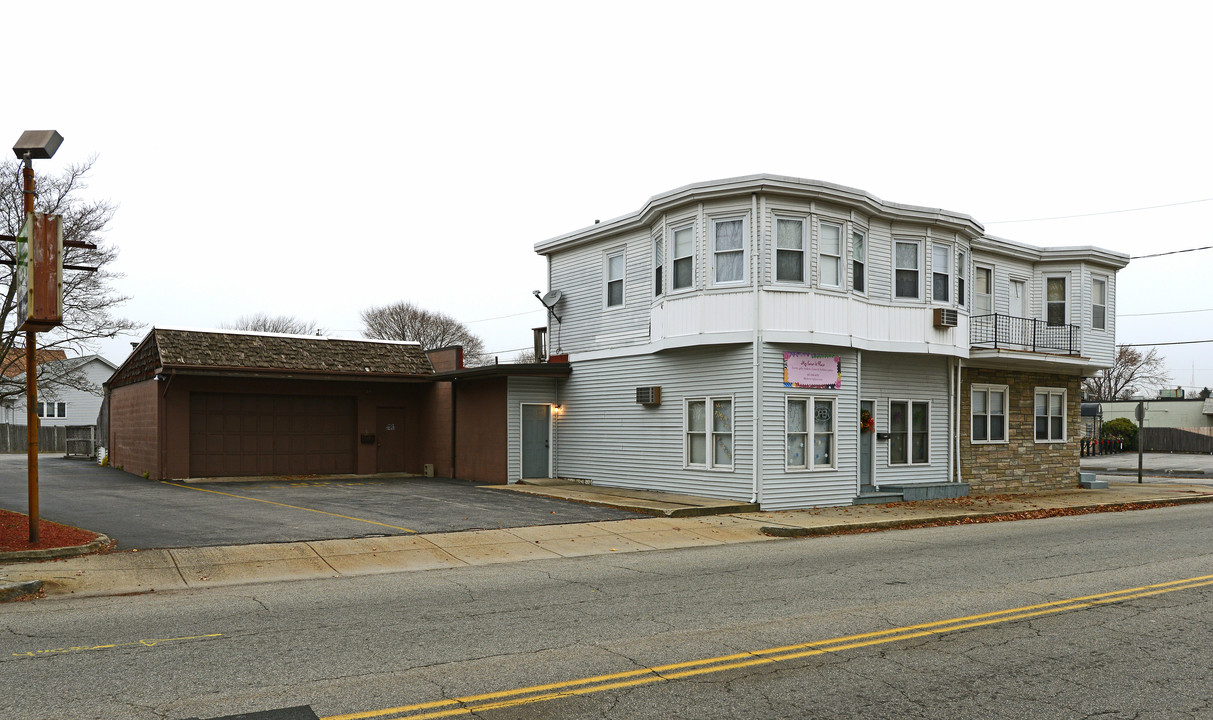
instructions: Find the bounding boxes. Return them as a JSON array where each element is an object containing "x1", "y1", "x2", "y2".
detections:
[
  {"x1": 636, "y1": 386, "x2": 662, "y2": 406},
  {"x1": 933, "y1": 308, "x2": 958, "y2": 328}
]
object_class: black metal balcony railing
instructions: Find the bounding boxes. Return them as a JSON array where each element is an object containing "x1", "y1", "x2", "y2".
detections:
[{"x1": 970, "y1": 314, "x2": 1081, "y2": 355}]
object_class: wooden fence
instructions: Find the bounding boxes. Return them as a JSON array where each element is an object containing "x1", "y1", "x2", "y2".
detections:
[
  {"x1": 1141, "y1": 426, "x2": 1213, "y2": 454},
  {"x1": 0, "y1": 424, "x2": 97, "y2": 454}
]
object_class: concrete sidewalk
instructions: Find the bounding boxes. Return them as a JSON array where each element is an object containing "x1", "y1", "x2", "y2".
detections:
[{"x1": 4, "y1": 480, "x2": 1212, "y2": 601}]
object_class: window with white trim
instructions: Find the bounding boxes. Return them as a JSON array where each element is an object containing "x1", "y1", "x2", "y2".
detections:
[
  {"x1": 852, "y1": 230, "x2": 866, "y2": 293},
  {"x1": 1092, "y1": 277, "x2": 1107, "y2": 330},
  {"x1": 686, "y1": 397, "x2": 733, "y2": 470},
  {"x1": 818, "y1": 221, "x2": 842, "y2": 288},
  {"x1": 1035, "y1": 388, "x2": 1066, "y2": 442},
  {"x1": 711, "y1": 217, "x2": 746, "y2": 285},
  {"x1": 889, "y1": 400, "x2": 929, "y2": 464},
  {"x1": 775, "y1": 217, "x2": 805, "y2": 283},
  {"x1": 672, "y1": 224, "x2": 694, "y2": 291},
  {"x1": 36, "y1": 401, "x2": 66, "y2": 418},
  {"x1": 971, "y1": 384, "x2": 1007, "y2": 443},
  {"x1": 894, "y1": 240, "x2": 921, "y2": 299},
  {"x1": 956, "y1": 250, "x2": 966, "y2": 307},
  {"x1": 975, "y1": 266, "x2": 993, "y2": 315},
  {"x1": 605, "y1": 249, "x2": 625, "y2": 308},
  {"x1": 653, "y1": 233, "x2": 664, "y2": 297},
  {"x1": 932, "y1": 244, "x2": 951, "y2": 302},
  {"x1": 1046, "y1": 275, "x2": 1067, "y2": 326},
  {"x1": 786, "y1": 397, "x2": 835, "y2": 470}
]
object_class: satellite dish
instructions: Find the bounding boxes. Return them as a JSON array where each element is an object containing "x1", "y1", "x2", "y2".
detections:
[{"x1": 541, "y1": 289, "x2": 562, "y2": 308}]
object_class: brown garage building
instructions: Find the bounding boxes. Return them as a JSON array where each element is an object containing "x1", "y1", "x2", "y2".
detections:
[{"x1": 107, "y1": 328, "x2": 451, "y2": 480}]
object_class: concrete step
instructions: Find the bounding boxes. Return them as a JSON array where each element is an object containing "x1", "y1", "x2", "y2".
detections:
[
  {"x1": 879, "y1": 483, "x2": 970, "y2": 502},
  {"x1": 853, "y1": 491, "x2": 904, "y2": 505}
]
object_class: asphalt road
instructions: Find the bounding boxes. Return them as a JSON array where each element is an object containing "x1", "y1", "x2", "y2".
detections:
[
  {"x1": 3, "y1": 503, "x2": 1213, "y2": 719},
  {"x1": 0, "y1": 455, "x2": 644, "y2": 548}
]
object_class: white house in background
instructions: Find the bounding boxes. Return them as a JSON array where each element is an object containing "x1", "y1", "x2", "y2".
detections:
[
  {"x1": 524, "y1": 175, "x2": 1129, "y2": 509},
  {"x1": 1, "y1": 354, "x2": 117, "y2": 427}
]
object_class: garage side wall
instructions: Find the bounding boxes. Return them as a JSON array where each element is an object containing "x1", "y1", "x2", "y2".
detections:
[
  {"x1": 415, "y1": 381, "x2": 453, "y2": 478},
  {"x1": 453, "y1": 378, "x2": 508, "y2": 483},
  {"x1": 108, "y1": 380, "x2": 160, "y2": 479}
]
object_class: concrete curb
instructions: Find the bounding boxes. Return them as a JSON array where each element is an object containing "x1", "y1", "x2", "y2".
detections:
[
  {"x1": 0, "y1": 534, "x2": 111, "y2": 563},
  {"x1": 0, "y1": 579, "x2": 42, "y2": 602},
  {"x1": 759, "y1": 493, "x2": 1213, "y2": 538}
]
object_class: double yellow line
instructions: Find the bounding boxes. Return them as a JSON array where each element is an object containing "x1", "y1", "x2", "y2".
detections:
[{"x1": 324, "y1": 573, "x2": 1213, "y2": 720}]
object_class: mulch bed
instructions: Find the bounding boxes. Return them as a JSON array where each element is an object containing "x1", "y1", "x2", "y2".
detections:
[{"x1": 0, "y1": 508, "x2": 101, "y2": 553}]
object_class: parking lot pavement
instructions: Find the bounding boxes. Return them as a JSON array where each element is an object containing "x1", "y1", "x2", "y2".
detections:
[{"x1": 0, "y1": 455, "x2": 646, "y2": 550}]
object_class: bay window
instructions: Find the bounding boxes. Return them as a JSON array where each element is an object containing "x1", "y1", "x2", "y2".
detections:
[
  {"x1": 818, "y1": 221, "x2": 842, "y2": 288},
  {"x1": 712, "y1": 217, "x2": 745, "y2": 285},
  {"x1": 775, "y1": 217, "x2": 805, "y2": 283},
  {"x1": 894, "y1": 240, "x2": 921, "y2": 299}
]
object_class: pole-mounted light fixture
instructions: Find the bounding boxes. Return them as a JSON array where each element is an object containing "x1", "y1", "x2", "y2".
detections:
[{"x1": 12, "y1": 130, "x2": 64, "y2": 160}]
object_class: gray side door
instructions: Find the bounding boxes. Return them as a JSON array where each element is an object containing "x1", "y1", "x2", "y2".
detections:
[{"x1": 521, "y1": 404, "x2": 551, "y2": 479}]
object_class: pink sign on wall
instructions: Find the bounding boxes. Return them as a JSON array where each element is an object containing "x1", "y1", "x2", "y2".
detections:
[{"x1": 783, "y1": 352, "x2": 841, "y2": 389}]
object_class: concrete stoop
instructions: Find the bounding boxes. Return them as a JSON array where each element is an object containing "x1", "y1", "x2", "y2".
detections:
[{"x1": 854, "y1": 482, "x2": 971, "y2": 504}]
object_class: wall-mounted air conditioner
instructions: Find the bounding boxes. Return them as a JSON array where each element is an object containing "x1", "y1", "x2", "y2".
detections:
[
  {"x1": 933, "y1": 308, "x2": 958, "y2": 328},
  {"x1": 636, "y1": 386, "x2": 662, "y2": 406}
]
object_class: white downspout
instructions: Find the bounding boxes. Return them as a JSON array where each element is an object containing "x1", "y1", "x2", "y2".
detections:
[
  {"x1": 947, "y1": 357, "x2": 954, "y2": 484},
  {"x1": 956, "y1": 358, "x2": 964, "y2": 484},
  {"x1": 856, "y1": 349, "x2": 863, "y2": 494},
  {"x1": 750, "y1": 192, "x2": 763, "y2": 504}
]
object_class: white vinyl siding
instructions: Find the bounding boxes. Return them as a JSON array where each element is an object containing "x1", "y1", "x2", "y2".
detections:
[
  {"x1": 818, "y1": 221, "x2": 843, "y2": 288},
  {"x1": 507, "y1": 377, "x2": 559, "y2": 484},
  {"x1": 554, "y1": 345, "x2": 753, "y2": 501},
  {"x1": 547, "y1": 229, "x2": 652, "y2": 353},
  {"x1": 761, "y1": 345, "x2": 857, "y2": 509},
  {"x1": 26, "y1": 357, "x2": 115, "y2": 428},
  {"x1": 862, "y1": 353, "x2": 948, "y2": 483}
]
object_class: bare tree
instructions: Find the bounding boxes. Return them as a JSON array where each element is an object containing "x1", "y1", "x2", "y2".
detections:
[
  {"x1": 221, "y1": 313, "x2": 324, "y2": 335},
  {"x1": 513, "y1": 349, "x2": 540, "y2": 363},
  {"x1": 0, "y1": 156, "x2": 139, "y2": 405},
  {"x1": 1082, "y1": 345, "x2": 1171, "y2": 400},
  {"x1": 361, "y1": 301, "x2": 486, "y2": 364}
]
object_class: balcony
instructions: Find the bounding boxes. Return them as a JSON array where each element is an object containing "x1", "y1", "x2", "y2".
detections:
[{"x1": 970, "y1": 314, "x2": 1081, "y2": 355}]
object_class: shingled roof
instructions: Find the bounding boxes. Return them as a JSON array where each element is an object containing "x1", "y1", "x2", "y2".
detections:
[{"x1": 109, "y1": 328, "x2": 433, "y2": 388}]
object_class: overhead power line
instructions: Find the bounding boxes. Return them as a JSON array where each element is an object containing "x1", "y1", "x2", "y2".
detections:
[
  {"x1": 986, "y1": 197, "x2": 1213, "y2": 224},
  {"x1": 465, "y1": 309, "x2": 545, "y2": 324},
  {"x1": 1121, "y1": 339, "x2": 1213, "y2": 347},
  {"x1": 1129, "y1": 245, "x2": 1213, "y2": 259},
  {"x1": 1119, "y1": 307, "x2": 1213, "y2": 318}
]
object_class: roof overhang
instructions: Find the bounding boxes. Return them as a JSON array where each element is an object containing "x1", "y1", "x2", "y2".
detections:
[
  {"x1": 535, "y1": 174, "x2": 986, "y2": 255},
  {"x1": 966, "y1": 348, "x2": 1104, "y2": 376},
  {"x1": 432, "y1": 362, "x2": 572, "y2": 381},
  {"x1": 157, "y1": 365, "x2": 436, "y2": 383}
]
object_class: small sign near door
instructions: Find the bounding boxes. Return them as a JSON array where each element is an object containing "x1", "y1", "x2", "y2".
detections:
[{"x1": 384, "y1": 423, "x2": 396, "y2": 431}]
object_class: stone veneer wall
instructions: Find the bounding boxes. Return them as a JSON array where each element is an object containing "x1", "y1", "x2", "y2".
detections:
[{"x1": 960, "y1": 368, "x2": 1081, "y2": 494}]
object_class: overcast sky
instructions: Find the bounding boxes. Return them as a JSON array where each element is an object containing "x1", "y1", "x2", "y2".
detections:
[{"x1": 7, "y1": 1, "x2": 1212, "y2": 394}]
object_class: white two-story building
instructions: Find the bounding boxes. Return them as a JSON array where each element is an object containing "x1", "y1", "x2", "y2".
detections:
[{"x1": 520, "y1": 175, "x2": 1127, "y2": 509}]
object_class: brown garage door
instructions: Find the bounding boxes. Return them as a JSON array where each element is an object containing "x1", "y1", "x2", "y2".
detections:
[{"x1": 189, "y1": 393, "x2": 356, "y2": 478}]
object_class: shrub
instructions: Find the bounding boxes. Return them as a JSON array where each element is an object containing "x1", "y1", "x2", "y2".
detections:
[{"x1": 1102, "y1": 417, "x2": 1138, "y2": 451}]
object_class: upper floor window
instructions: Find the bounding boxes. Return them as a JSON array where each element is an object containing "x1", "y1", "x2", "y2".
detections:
[
  {"x1": 653, "y1": 233, "x2": 664, "y2": 297},
  {"x1": 894, "y1": 240, "x2": 921, "y2": 299},
  {"x1": 775, "y1": 217, "x2": 805, "y2": 283},
  {"x1": 1046, "y1": 276, "x2": 1067, "y2": 326},
  {"x1": 1092, "y1": 277, "x2": 1107, "y2": 330},
  {"x1": 605, "y1": 249, "x2": 625, "y2": 308},
  {"x1": 672, "y1": 225, "x2": 694, "y2": 291},
  {"x1": 851, "y1": 230, "x2": 866, "y2": 293},
  {"x1": 712, "y1": 217, "x2": 746, "y2": 285},
  {"x1": 818, "y1": 221, "x2": 842, "y2": 288},
  {"x1": 975, "y1": 266, "x2": 993, "y2": 315},
  {"x1": 932, "y1": 244, "x2": 951, "y2": 302},
  {"x1": 956, "y1": 250, "x2": 967, "y2": 307}
]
